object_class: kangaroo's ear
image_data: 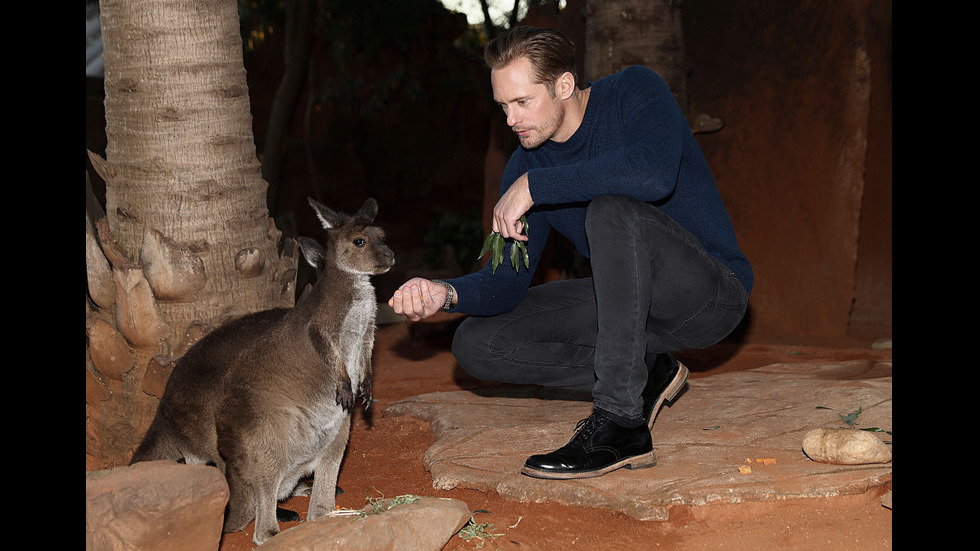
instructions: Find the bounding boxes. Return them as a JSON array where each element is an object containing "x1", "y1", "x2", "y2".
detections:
[
  {"x1": 355, "y1": 198, "x2": 378, "y2": 223},
  {"x1": 298, "y1": 236, "x2": 326, "y2": 269},
  {"x1": 308, "y1": 197, "x2": 342, "y2": 230}
]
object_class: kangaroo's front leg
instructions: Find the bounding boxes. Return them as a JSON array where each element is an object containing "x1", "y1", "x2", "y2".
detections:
[{"x1": 309, "y1": 325, "x2": 355, "y2": 410}]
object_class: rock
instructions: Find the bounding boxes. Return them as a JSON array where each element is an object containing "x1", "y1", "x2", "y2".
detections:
[
  {"x1": 86, "y1": 460, "x2": 228, "y2": 551},
  {"x1": 384, "y1": 362, "x2": 893, "y2": 521},
  {"x1": 802, "y1": 428, "x2": 892, "y2": 464},
  {"x1": 262, "y1": 496, "x2": 472, "y2": 550}
]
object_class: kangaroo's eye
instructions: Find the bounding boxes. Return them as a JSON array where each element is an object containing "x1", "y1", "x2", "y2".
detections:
[{"x1": 353, "y1": 238, "x2": 365, "y2": 247}]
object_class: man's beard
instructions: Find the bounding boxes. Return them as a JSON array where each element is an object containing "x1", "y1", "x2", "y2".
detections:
[{"x1": 517, "y1": 105, "x2": 564, "y2": 149}]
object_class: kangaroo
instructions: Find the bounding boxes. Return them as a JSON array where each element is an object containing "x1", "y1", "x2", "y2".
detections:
[{"x1": 130, "y1": 197, "x2": 395, "y2": 545}]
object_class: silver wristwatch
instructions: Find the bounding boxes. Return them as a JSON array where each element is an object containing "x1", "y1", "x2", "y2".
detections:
[{"x1": 430, "y1": 279, "x2": 454, "y2": 311}]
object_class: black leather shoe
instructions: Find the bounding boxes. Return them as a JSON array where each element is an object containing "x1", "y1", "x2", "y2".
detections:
[
  {"x1": 642, "y1": 354, "x2": 689, "y2": 430},
  {"x1": 521, "y1": 410, "x2": 657, "y2": 479}
]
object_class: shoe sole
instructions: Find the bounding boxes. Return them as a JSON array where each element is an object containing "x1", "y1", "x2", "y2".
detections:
[
  {"x1": 647, "y1": 361, "x2": 689, "y2": 430},
  {"x1": 519, "y1": 449, "x2": 658, "y2": 480}
]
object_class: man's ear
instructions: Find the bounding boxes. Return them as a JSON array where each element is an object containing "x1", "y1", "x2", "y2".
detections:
[{"x1": 557, "y1": 71, "x2": 576, "y2": 100}]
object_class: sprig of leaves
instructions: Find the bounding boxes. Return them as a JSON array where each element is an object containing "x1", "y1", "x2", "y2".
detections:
[
  {"x1": 478, "y1": 215, "x2": 530, "y2": 274},
  {"x1": 838, "y1": 406, "x2": 863, "y2": 427},
  {"x1": 816, "y1": 405, "x2": 891, "y2": 440},
  {"x1": 457, "y1": 510, "x2": 503, "y2": 546}
]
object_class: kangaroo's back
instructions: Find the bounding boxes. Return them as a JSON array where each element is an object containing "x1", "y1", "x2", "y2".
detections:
[{"x1": 129, "y1": 308, "x2": 287, "y2": 467}]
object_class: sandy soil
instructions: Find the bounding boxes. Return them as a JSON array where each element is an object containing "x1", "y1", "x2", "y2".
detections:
[{"x1": 218, "y1": 320, "x2": 892, "y2": 550}]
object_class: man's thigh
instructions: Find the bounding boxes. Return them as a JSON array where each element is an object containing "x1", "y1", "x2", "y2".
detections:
[{"x1": 452, "y1": 278, "x2": 600, "y2": 389}]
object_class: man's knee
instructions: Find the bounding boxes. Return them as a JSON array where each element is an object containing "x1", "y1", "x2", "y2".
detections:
[
  {"x1": 586, "y1": 195, "x2": 654, "y2": 239},
  {"x1": 586, "y1": 195, "x2": 632, "y2": 226}
]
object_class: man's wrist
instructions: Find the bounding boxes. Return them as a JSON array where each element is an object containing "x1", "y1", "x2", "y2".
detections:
[{"x1": 430, "y1": 279, "x2": 455, "y2": 311}]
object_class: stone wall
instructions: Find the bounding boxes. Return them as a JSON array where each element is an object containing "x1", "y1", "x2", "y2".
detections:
[{"x1": 683, "y1": 0, "x2": 892, "y2": 343}]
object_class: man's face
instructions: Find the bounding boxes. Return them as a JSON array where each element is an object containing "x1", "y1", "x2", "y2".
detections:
[{"x1": 491, "y1": 57, "x2": 564, "y2": 149}]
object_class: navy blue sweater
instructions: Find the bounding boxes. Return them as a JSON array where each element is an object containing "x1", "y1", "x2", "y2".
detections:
[{"x1": 446, "y1": 65, "x2": 753, "y2": 316}]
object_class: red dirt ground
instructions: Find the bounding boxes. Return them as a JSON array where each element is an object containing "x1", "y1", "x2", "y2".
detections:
[{"x1": 218, "y1": 319, "x2": 892, "y2": 550}]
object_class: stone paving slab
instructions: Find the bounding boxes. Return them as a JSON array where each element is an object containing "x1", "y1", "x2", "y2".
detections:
[{"x1": 383, "y1": 361, "x2": 892, "y2": 521}]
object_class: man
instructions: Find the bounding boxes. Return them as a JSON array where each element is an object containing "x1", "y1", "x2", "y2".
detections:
[{"x1": 388, "y1": 26, "x2": 752, "y2": 479}]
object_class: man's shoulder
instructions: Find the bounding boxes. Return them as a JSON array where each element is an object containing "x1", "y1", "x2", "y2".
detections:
[
  {"x1": 595, "y1": 65, "x2": 671, "y2": 106},
  {"x1": 604, "y1": 65, "x2": 665, "y2": 89}
]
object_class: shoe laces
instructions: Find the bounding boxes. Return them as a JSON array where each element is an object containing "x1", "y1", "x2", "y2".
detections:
[{"x1": 573, "y1": 411, "x2": 607, "y2": 440}]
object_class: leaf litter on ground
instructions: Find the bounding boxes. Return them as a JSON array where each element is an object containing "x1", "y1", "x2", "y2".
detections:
[{"x1": 456, "y1": 510, "x2": 504, "y2": 547}]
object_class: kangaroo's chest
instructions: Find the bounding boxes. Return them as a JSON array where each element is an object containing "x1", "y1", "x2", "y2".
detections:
[
  {"x1": 333, "y1": 280, "x2": 376, "y2": 372},
  {"x1": 342, "y1": 284, "x2": 375, "y2": 338}
]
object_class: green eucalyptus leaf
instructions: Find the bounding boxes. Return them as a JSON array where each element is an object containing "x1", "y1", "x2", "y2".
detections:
[
  {"x1": 491, "y1": 234, "x2": 504, "y2": 273},
  {"x1": 478, "y1": 231, "x2": 496, "y2": 260},
  {"x1": 838, "y1": 406, "x2": 862, "y2": 426},
  {"x1": 479, "y1": 215, "x2": 532, "y2": 275}
]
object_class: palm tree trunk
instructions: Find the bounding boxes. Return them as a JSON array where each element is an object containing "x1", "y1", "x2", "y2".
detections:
[
  {"x1": 87, "y1": 0, "x2": 299, "y2": 469},
  {"x1": 584, "y1": 0, "x2": 688, "y2": 113}
]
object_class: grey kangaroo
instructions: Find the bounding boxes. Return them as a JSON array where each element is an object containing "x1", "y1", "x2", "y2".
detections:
[{"x1": 130, "y1": 197, "x2": 394, "y2": 545}]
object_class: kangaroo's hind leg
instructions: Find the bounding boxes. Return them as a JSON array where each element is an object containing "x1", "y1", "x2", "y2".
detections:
[
  {"x1": 249, "y1": 472, "x2": 283, "y2": 545},
  {"x1": 222, "y1": 462, "x2": 256, "y2": 534}
]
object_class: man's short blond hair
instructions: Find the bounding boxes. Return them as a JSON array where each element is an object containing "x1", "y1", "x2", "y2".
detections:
[{"x1": 483, "y1": 26, "x2": 577, "y2": 96}]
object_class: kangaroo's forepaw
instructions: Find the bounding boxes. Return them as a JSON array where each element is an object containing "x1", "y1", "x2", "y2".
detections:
[
  {"x1": 359, "y1": 380, "x2": 374, "y2": 409},
  {"x1": 336, "y1": 381, "x2": 355, "y2": 410}
]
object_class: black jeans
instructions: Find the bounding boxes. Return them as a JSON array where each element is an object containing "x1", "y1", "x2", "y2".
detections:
[{"x1": 452, "y1": 195, "x2": 748, "y2": 423}]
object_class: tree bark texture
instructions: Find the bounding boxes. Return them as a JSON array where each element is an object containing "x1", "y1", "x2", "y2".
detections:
[
  {"x1": 584, "y1": 0, "x2": 688, "y2": 114},
  {"x1": 87, "y1": 0, "x2": 299, "y2": 469}
]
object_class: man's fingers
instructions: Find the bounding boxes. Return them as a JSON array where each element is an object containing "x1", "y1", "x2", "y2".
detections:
[
  {"x1": 412, "y1": 283, "x2": 426, "y2": 315},
  {"x1": 390, "y1": 286, "x2": 422, "y2": 321}
]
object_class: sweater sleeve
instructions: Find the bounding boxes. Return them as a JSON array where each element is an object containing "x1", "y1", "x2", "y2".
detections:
[
  {"x1": 529, "y1": 66, "x2": 689, "y2": 206},
  {"x1": 441, "y1": 155, "x2": 553, "y2": 316}
]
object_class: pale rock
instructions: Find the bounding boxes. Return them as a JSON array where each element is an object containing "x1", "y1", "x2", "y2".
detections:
[{"x1": 802, "y1": 428, "x2": 892, "y2": 464}]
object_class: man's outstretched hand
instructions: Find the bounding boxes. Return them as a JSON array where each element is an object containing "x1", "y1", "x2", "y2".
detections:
[{"x1": 388, "y1": 278, "x2": 447, "y2": 321}]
